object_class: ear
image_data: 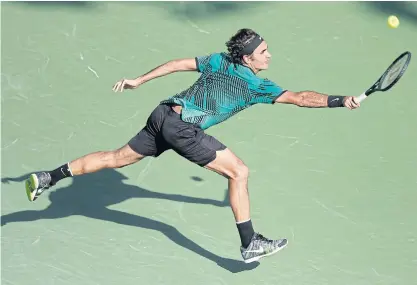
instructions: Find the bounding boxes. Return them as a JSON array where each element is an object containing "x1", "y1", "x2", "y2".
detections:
[{"x1": 242, "y1": 54, "x2": 250, "y2": 65}]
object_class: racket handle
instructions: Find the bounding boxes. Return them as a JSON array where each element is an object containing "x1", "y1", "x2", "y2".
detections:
[{"x1": 356, "y1": 93, "x2": 367, "y2": 103}]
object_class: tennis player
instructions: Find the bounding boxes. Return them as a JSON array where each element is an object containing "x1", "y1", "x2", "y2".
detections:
[{"x1": 25, "y1": 28, "x2": 360, "y2": 264}]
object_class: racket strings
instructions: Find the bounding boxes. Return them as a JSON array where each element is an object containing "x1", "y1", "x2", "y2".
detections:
[{"x1": 380, "y1": 56, "x2": 410, "y2": 89}]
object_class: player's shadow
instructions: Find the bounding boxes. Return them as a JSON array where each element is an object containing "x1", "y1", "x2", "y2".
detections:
[{"x1": 1, "y1": 169, "x2": 258, "y2": 273}]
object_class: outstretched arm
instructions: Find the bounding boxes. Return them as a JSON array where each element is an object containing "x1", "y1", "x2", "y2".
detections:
[
  {"x1": 112, "y1": 58, "x2": 197, "y2": 92},
  {"x1": 275, "y1": 90, "x2": 360, "y2": 110}
]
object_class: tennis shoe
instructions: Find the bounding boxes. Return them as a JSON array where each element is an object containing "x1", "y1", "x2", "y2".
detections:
[{"x1": 241, "y1": 233, "x2": 288, "y2": 263}]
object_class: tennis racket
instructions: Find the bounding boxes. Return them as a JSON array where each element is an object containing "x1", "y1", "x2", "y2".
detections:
[{"x1": 357, "y1": 51, "x2": 411, "y2": 103}]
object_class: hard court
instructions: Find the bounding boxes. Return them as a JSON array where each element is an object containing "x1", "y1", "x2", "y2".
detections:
[{"x1": 1, "y1": 2, "x2": 417, "y2": 284}]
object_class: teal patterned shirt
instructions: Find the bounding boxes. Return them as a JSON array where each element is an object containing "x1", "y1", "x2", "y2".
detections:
[{"x1": 160, "y1": 52, "x2": 285, "y2": 130}]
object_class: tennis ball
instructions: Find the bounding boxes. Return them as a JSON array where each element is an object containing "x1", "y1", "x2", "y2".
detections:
[{"x1": 388, "y1": 15, "x2": 399, "y2": 28}]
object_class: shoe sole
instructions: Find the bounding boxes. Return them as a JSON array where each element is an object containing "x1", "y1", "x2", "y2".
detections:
[
  {"x1": 25, "y1": 174, "x2": 39, "y2": 202},
  {"x1": 243, "y1": 239, "x2": 288, "y2": 264}
]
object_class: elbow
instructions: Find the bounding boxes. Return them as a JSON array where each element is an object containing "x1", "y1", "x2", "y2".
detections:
[{"x1": 276, "y1": 90, "x2": 304, "y2": 106}]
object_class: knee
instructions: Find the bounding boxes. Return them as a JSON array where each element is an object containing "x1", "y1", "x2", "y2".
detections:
[
  {"x1": 229, "y1": 160, "x2": 249, "y2": 181},
  {"x1": 95, "y1": 151, "x2": 123, "y2": 169},
  {"x1": 109, "y1": 150, "x2": 129, "y2": 169},
  {"x1": 98, "y1": 151, "x2": 119, "y2": 168}
]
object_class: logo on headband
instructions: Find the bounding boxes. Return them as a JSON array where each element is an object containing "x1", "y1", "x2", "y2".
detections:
[{"x1": 239, "y1": 35, "x2": 264, "y2": 56}]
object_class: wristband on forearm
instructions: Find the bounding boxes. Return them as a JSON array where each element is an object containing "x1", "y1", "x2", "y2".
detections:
[{"x1": 327, "y1": 96, "x2": 345, "y2": 108}]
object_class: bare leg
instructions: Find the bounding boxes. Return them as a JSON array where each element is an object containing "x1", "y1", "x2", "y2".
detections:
[
  {"x1": 204, "y1": 148, "x2": 288, "y2": 263},
  {"x1": 70, "y1": 144, "x2": 145, "y2": 176},
  {"x1": 204, "y1": 148, "x2": 250, "y2": 223},
  {"x1": 25, "y1": 144, "x2": 146, "y2": 202}
]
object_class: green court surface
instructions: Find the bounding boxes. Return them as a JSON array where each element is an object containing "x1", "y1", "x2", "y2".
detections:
[{"x1": 2, "y1": 2, "x2": 417, "y2": 284}]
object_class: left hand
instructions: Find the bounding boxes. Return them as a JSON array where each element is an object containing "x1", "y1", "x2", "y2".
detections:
[
  {"x1": 112, "y1": 78, "x2": 140, "y2": 93},
  {"x1": 343, "y1": 96, "x2": 360, "y2": 110}
]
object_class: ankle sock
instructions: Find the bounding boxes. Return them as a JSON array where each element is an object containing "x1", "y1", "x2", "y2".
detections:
[
  {"x1": 49, "y1": 163, "x2": 73, "y2": 185},
  {"x1": 236, "y1": 219, "x2": 255, "y2": 248}
]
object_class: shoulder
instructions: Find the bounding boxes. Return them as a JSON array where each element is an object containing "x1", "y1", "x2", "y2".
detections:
[
  {"x1": 208, "y1": 52, "x2": 232, "y2": 65},
  {"x1": 196, "y1": 52, "x2": 233, "y2": 72}
]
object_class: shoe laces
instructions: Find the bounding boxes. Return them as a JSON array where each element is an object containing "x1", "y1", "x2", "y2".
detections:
[{"x1": 257, "y1": 233, "x2": 273, "y2": 243}]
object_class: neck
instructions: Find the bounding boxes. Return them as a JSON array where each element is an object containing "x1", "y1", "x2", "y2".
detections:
[{"x1": 243, "y1": 63, "x2": 260, "y2": 74}]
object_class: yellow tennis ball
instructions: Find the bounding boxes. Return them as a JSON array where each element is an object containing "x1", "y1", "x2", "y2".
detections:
[{"x1": 388, "y1": 15, "x2": 399, "y2": 28}]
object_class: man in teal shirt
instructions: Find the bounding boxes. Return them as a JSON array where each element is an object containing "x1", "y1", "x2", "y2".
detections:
[
  {"x1": 160, "y1": 51, "x2": 284, "y2": 130},
  {"x1": 25, "y1": 28, "x2": 360, "y2": 264}
]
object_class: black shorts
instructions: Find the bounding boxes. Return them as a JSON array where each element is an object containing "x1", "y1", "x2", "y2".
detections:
[{"x1": 128, "y1": 104, "x2": 226, "y2": 167}]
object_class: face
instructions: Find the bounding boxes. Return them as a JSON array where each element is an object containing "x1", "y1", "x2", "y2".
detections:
[{"x1": 243, "y1": 41, "x2": 271, "y2": 73}]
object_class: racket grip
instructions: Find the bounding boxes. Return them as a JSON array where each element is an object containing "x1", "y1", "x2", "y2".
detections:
[{"x1": 356, "y1": 93, "x2": 367, "y2": 103}]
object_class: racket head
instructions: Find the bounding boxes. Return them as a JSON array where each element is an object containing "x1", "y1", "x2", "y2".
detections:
[{"x1": 376, "y1": 51, "x2": 411, "y2": 92}]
